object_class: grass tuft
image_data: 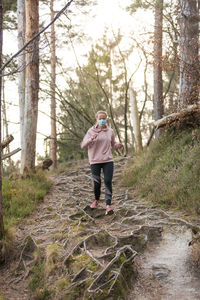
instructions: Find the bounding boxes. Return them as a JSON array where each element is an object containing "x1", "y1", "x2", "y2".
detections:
[
  {"x1": 28, "y1": 261, "x2": 52, "y2": 300},
  {"x1": 2, "y1": 172, "x2": 52, "y2": 228}
]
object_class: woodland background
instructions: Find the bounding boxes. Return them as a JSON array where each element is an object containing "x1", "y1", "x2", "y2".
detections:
[{"x1": 0, "y1": 0, "x2": 199, "y2": 243}]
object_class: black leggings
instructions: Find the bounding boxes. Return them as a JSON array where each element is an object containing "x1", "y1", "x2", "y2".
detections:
[{"x1": 90, "y1": 162, "x2": 114, "y2": 206}]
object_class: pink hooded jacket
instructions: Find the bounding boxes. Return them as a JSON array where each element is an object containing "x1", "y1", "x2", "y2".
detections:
[{"x1": 81, "y1": 125, "x2": 119, "y2": 164}]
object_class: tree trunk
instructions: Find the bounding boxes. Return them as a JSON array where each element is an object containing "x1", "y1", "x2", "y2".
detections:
[
  {"x1": 129, "y1": 88, "x2": 143, "y2": 153},
  {"x1": 153, "y1": 0, "x2": 164, "y2": 138},
  {"x1": 17, "y1": 0, "x2": 26, "y2": 174},
  {"x1": 0, "y1": 0, "x2": 5, "y2": 239},
  {"x1": 2, "y1": 74, "x2": 11, "y2": 163},
  {"x1": 21, "y1": 0, "x2": 39, "y2": 173},
  {"x1": 50, "y1": 0, "x2": 57, "y2": 170},
  {"x1": 179, "y1": 0, "x2": 199, "y2": 107},
  {"x1": 124, "y1": 88, "x2": 128, "y2": 156}
]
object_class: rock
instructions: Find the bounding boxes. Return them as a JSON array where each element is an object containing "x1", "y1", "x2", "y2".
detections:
[
  {"x1": 133, "y1": 225, "x2": 163, "y2": 241},
  {"x1": 152, "y1": 263, "x2": 171, "y2": 280},
  {"x1": 115, "y1": 233, "x2": 147, "y2": 253}
]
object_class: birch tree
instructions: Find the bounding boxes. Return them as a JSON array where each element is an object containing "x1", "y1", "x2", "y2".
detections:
[
  {"x1": 0, "y1": 0, "x2": 4, "y2": 239},
  {"x1": 50, "y1": 0, "x2": 57, "y2": 170},
  {"x1": 179, "y1": 0, "x2": 199, "y2": 107},
  {"x1": 129, "y1": 88, "x2": 143, "y2": 153},
  {"x1": 21, "y1": 0, "x2": 39, "y2": 173},
  {"x1": 17, "y1": 0, "x2": 26, "y2": 174},
  {"x1": 154, "y1": 0, "x2": 164, "y2": 137}
]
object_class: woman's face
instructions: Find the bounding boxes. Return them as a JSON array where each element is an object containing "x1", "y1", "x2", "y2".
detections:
[{"x1": 97, "y1": 113, "x2": 107, "y2": 121}]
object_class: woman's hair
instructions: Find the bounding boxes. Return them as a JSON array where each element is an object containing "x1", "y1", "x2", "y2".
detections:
[{"x1": 95, "y1": 111, "x2": 108, "y2": 118}]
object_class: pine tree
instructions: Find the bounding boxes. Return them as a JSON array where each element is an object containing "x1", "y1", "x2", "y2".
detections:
[
  {"x1": 50, "y1": 0, "x2": 57, "y2": 170},
  {"x1": 179, "y1": 0, "x2": 199, "y2": 107},
  {"x1": 154, "y1": 0, "x2": 164, "y2": 137},
  {"x1": 21, "y1": 0, "x2": 39, "y2": 173}
]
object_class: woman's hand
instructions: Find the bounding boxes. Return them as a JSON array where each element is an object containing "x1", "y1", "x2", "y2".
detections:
[
  {"x1": 116, "y1": 143, "x2": 123, "y2": 149},
  {"x1": 91, "y1": 133, "x2": 98, "y2": 140}
]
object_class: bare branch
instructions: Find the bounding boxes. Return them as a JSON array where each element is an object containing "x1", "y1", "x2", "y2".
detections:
[
  {"x1": 2, "y1": 148, "x2": 21, "y2": 160},
  {"x1": 0, "y1": 0, "x2": 74, "y2": 72}
]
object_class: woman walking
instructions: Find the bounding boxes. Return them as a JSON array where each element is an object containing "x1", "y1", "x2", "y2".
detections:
[{"x1": 81, "y1": 111, "x2": 122, "y2": 215}]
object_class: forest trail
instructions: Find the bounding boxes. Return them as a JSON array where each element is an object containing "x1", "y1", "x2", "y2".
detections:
[{"x1": 0, "y1": 158, "x2": 199, "y2": 300}]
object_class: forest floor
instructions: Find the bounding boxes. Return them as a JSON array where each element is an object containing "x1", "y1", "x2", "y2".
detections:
[{"x1": 0, "y1": 157, "x2": 200, "y2": 300}]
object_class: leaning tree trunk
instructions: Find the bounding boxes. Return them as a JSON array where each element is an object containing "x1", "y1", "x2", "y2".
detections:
[
  {"x1": 0, "y1": 0, "x2": 4, "y2": 239},
  {"x1": 21, "y1": 0, "x2": 39, "y2": 173},
  {"x1": 17, "y1": 0, "x2": 26, "y2": 174},
  {"x1": 179, "y1": 0, "x2": 199, "y2": 107},
  {"x1": 153, "y1": 0, "x2": 164, "y2": 138},
  {"x1": 129, "y1": 88, "x2": 143, "y2": 153},
  {"x1": 50, "y1": 0, "x2": 57, "y2": 170}
]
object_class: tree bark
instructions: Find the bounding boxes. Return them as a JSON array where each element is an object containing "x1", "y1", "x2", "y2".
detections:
[
  {"x1": 130, "y1": 88, "x2": 143, "y2": 153},
  {"x1": 0, "y1": 0, "x2": 5, "y2": 239},
  {"x1": 179, "y1": 0, "x2": 199, "y2": 107},
  {"x1": 50, "y1": 0, "x2": 57, "y2": 170},
  {"x1": 21, "y1": 0, "x2": 39, "y2": 173},
  {"x1": 17, "y1": 0, "x2": 26, "y2": 174},
  {"x1": 153, "y1": 0, "x2": 164, "y2": 138}
]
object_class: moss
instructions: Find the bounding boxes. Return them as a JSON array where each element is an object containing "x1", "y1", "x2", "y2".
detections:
[
  {"x1": 53, "y1": 214, "x2": 59, "y2": 219},
  {"x1": 67, "y1": 253, "x2": 100, "y2": 276},
  {"x1": 45, "y1": 243, "x2": 61, "y2": 275},
  {"x1": 47, "y1": 206, "x2": 53, "y2": 211},
  {"x1": 33, "y1": 247, "x2": 45, "y2": 264},
  {"x1": 57, "y1": 277, "x2": 70, "y2": 291},
  {"x1": 69, "y1": 224, "x2": 84, "y2": 235},
  {"x1": 62, "y1": 280, "x2": 90, "y2": 300},
  {"x1": 33, "y1": 288, "x2": 51, "y2": 300}
]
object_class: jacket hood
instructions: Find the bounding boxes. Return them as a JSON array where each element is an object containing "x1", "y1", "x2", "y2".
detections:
[{"x1": 91, "y1": 124, "x2": 109, "y2": 132}]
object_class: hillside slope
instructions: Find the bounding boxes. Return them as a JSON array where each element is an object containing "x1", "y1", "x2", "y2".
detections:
[{"x1": 123, "y1": 127, "x2": 200, "y2": 215}]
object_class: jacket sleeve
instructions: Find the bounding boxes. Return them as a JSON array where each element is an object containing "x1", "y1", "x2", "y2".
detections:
[
  {"x1": 111, "y1": 130, "x2": 119, "y2": 149},
  {"x1": 80, "y1": 130, "x2": 94, "y2": 149}
]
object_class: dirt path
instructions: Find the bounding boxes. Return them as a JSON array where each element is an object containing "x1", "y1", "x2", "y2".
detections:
[{"x1": 0, "y1": 158, "x2": 199, "y2": 300}]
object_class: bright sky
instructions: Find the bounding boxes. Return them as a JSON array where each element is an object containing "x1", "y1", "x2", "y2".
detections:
[{"x1": 3, "y1": 0, "x2": 153, "y2": 164}]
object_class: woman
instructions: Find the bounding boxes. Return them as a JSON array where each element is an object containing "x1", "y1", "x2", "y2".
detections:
[{"x1": 81, "y1": 111, "x2": 123, "y2": 215}]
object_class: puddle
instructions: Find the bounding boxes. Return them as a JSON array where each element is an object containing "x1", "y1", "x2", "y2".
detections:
[{"x1": 129, "y1": 226, "x2": 200, "y2": 300}]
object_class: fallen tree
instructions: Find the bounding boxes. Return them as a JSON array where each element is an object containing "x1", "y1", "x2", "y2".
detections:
[
  {"x1": 1, "y1": 135, "x2": 14, "y2": 150},
  {"x1": 1, "y1": 135, "x2": 21, "y2": 160},
  {"x1": 154, "y1": 104, "x2": 200, "y2": 130},
  {"x1": 2, "y1": 148, "x2": 21, "y2": 160}
]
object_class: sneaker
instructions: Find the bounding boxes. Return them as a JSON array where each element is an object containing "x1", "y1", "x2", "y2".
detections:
[
  {"x1": 105, "y1": 205, "x2": 114, "y2": 215},
  {"x1": 90, "y1": 200, "x2": 99, "y2": 209}
]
